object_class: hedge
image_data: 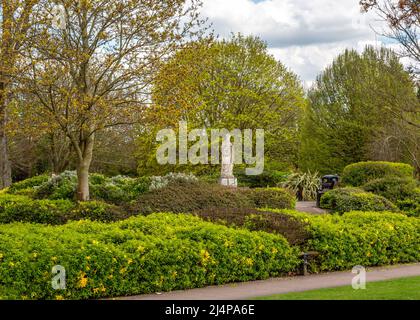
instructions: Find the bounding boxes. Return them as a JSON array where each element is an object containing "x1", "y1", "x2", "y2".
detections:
[
  {"x1": 320, "y1": 188, "x2": 398, "y2": 214},
  {"x1": 130, "y1": 181, "x2": 295, "y2": 214},
  {"x1": 278, "y1": 210, "x2": 420, "y2": 272},
  {"x1": 0, "y1": 194, "x2": 127, "y2": 224},
  {"x1": 342, "y1": 161, "x2": 414, "y2": 186},
  {"x1": 362, "y1": 177, "x2": 419, "y2": 203},
  {"x1": 0, "y1": 213, "x2": 300, "y2": 300}
]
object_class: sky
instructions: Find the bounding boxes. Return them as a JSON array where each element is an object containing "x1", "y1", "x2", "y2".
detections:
[{"x1": 200, "y1": 0, "x2": 390, "y2": 87}]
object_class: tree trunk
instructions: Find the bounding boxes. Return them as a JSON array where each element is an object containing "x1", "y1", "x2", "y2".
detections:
[
  {"x1": 76, "y1": 161, "x2": 90, "y2": 201},
  {"x1": 75, "y1": 135, "x2": 94, "y2": 201},
  {"x1": 0, "y1": 85, "x2": 12, "y2": 189}
]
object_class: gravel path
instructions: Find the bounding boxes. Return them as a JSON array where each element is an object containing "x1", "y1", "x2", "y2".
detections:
[{"x1": 295, "y1": 201, "x2": 326, "y2": 214}]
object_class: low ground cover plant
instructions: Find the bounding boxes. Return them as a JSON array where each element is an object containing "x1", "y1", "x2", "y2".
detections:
[{"x1": 0, "y1": 213, "x2": 300, "y2": 300}]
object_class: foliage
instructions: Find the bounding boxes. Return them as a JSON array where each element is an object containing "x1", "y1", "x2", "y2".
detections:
[
  {"x1": 195, "y1": 208, "x2": 310, "y2": 246},
  {"x1": 281, "y1": 210, "x2": 420, "y2": 272},
  {"x1": 282, "y1": 171, "x2": 320, "y2": 201},
  {"x1": 320, "y1": 188, "x2": 398, "y2": 214},
  {"x1": 243, "y1": 188, "x2": 296, "y2": 210},
  {"x1": 0, "y1": 194, "x2": 126, "y2": 225},
  {"x1": 396, "y1": 188, "x2": 420, "y2": 217},
  {"x1": 235, "y1": 169, "x2": 290, "y2": 188},
  {"x1": 362, "y1": 176, "x2": 419, "y2": 203},
  {"x1": 8, "y1": 175, "x2": 50, "y2": 194},
  {"x1": 18, "y1": 172, "x2": 150, "y2": 204},
  {"x1": 129, "y1": 181, "x2": 295, "y2": 215},
  {"x1": 0, "y1": 213, "x2": 300, "y2": 299},
  {"x1": 342, "y1": 161, "x2": 414, "y2": 186},
  {"x1": 300, "y1": 47, "x2": 419, "y2": 175},
  {"x1": 149, "y1": 173, "x2": 198, "y2": 191},
  {"x1": 138, "y1": 34, "x2": 306, "y2": 173}
]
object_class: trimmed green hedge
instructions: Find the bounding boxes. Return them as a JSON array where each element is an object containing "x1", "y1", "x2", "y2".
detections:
[
  {"x1": 320, "y1": 188, "x2": 398, "y2": 214},
  {"x1": 0, "y1": 213, "x2": 300, "y2": 300},
  {"x1": 0, "y1": 195, "x2": 127, "y2": 224},
  {"x1": 130, "y1": 181, "x2": 295, "y2": 215},
  {"x1": 279, "y1": 210, "x2": 420, "y2": 272},
  {"x1": 342, "y1": 161, "x2": 414, "y2": 187},
  {"x1": 363, "y1": 177, "x2": 419, "y2": 203}
]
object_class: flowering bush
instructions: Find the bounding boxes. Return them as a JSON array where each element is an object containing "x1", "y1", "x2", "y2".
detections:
[
  {"x1": 0, "y1": 213, "x2": 299, "y2": 300},
  {"x1": 149, "y1": 172, "x2": 198, "y2": 191}
]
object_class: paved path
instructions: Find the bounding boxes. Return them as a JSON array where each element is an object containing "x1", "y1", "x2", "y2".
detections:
[
  {"x1": 295, "y1": 201, "x2": 326, "y2": 214},
  {"x1": 119, "y1": 263, "x2": 420, "y2": 300}
]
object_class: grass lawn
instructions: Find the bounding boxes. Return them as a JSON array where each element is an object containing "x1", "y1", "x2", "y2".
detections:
[{"x1": 256, "y1": 276, "x2": 420, "y2": 300}]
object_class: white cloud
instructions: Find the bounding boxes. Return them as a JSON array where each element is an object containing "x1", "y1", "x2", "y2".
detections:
[{"x1": 201, "y1": 0, "x2": 389, "y2": 84}]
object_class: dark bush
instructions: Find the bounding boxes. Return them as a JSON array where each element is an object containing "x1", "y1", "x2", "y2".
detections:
[
  {"x1": 235, "y1": 170, "x2": 290, "y2": 188},
  {"x1": 195, "y1": 208, "x2": 310, "y2": 246},
  {"x1": 243, "y1": 188, "x2": 296, "y2": 209},
  {"x1": 130, "y1": 181, "x2": 254, "y2": 214},
  {"x1": 320, "y1": 187, "x2": 398, "y2": 214},
  {"x1": 362, "y1": 177, "x2": 419, "y2": 203},
  {"x1": 130, "y1": 181, "x2": 295, "y2": 215},
  {"x1": 342, "y1": 161, "x2": 414, "y2": 186}
]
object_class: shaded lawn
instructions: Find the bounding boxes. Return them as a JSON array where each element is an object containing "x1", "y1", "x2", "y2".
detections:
[{"x1": 256, "y1": 276, "x2": 420, "y2": 300}]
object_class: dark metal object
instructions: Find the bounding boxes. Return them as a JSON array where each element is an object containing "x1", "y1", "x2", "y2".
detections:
[
  {"x1": 316, "y1": 175, "x2": 340, "y2": 207},
  {"x1": 300, "y1": 251, "x2": 319, "y2": 276}
]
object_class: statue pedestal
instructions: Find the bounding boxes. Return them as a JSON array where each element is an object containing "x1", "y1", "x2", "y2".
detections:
[{"x1": 219, "y1": 176, "x2": 237, "y2": 187}]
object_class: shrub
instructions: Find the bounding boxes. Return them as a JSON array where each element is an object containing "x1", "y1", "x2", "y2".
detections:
[
  {"x1": 235, "y1": 170, "x2": 290, "y2": 188},
  {"x1": 0, "y1": 213, "x2": 300, "y2": 299},
  {"x1": 320, "y1": 187, "x2": 398, "y2": 214},
  {"x1": 0, "y1": 194, "x2": 126, "y2": 225},
  {"x1": 362, "y1": 177, "x2": 419, "y2": 203},
  {"x1": 396, "y1": 188, "x2": 420, "y2": 217},
  {"x1": 244, "y1": 188, "x2": 296, "y2": 209},
  {"x1": 0, "y1": 195, "x2": 74, "y2": 225},
  {"x1": 342, "y1": 161, "x2": 414, "y2": 186},
  {"x1": 35, "y1": 171, "x2": 78, "y2": 200},
  {"x1": 130, "y1": 181, "x2": 253, "y2": 214},
  {"x1": 282, "y1": 171, "x2": 320, "y2": 201},
  {"x1": 280, "y1": 210, "x2": 420, "y2": 272},
  {"x1": 130, "y1": 182, "x2": 295, "y2": 215},
  {"x1": 31, "y1": 172, "x2": 150, "y2": 204},
  {"x1": 149, "y1": 172, "x2": 198, "y2": 191},
  {"x1": 195, "y1": 208, "x2": 310, "y2": 246},
  {"x1": 8, "y1": 175, "x2": 50, "y2": 195}
]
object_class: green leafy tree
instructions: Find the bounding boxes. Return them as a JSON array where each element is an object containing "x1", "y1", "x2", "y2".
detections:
[
  {"x1": 138, "y1": 34, "x2": 306, "y2": 174},
  {"x1": 300, "y1": 46, "x2": 419, "y2": 174}
]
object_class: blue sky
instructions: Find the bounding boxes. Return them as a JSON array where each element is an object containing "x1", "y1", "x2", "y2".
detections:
[{"x1": 200, "y1": 0, "x2": 392, "y2": 86}]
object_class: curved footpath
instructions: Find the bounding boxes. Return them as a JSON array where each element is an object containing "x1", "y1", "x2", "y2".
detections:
[{"x1": 118, "y1": 263, "x2": 420, "y2": 300}]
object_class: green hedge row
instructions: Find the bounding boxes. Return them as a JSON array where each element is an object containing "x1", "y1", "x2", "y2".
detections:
[
  {"x1": 342, "y1": 161, "x2": 414, "y2": 186},
  {"x1": 279, "y1": 210, "x2": 420, "y2": 272},
  {"x1": 320, "y1": 188, "x2": 397, "y2": 214},
  {"x1": 0, "y1": 194, "x2": 127, "y2": 224},
  {"x1": 130, "y1": 181, "x2": 296, "y2": 214},
  {"x1": 0, "y1": 213, "x2": 299, "y2": 300}
]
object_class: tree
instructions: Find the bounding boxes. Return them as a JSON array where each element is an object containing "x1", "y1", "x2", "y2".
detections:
[
  {"x1": 300, "y1": 46, "x2": 419, "y2": 174},
  {"x1": 0, "y1": 0, "x2": 41, "y2": 188},
  {"x1": 139, "y1": 35, "x2": 306, "y2": 174},
  {"x1": 21, "y1": 0, "x2": 204, "y2": 200},
  {"x1": 360, "y1": 0, "x2": 419, "y2": 72}
]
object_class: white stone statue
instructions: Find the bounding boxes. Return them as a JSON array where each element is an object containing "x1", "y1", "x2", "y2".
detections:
[{"x1": 219, "y1": 134, "x2": 237, "y2": 187}]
